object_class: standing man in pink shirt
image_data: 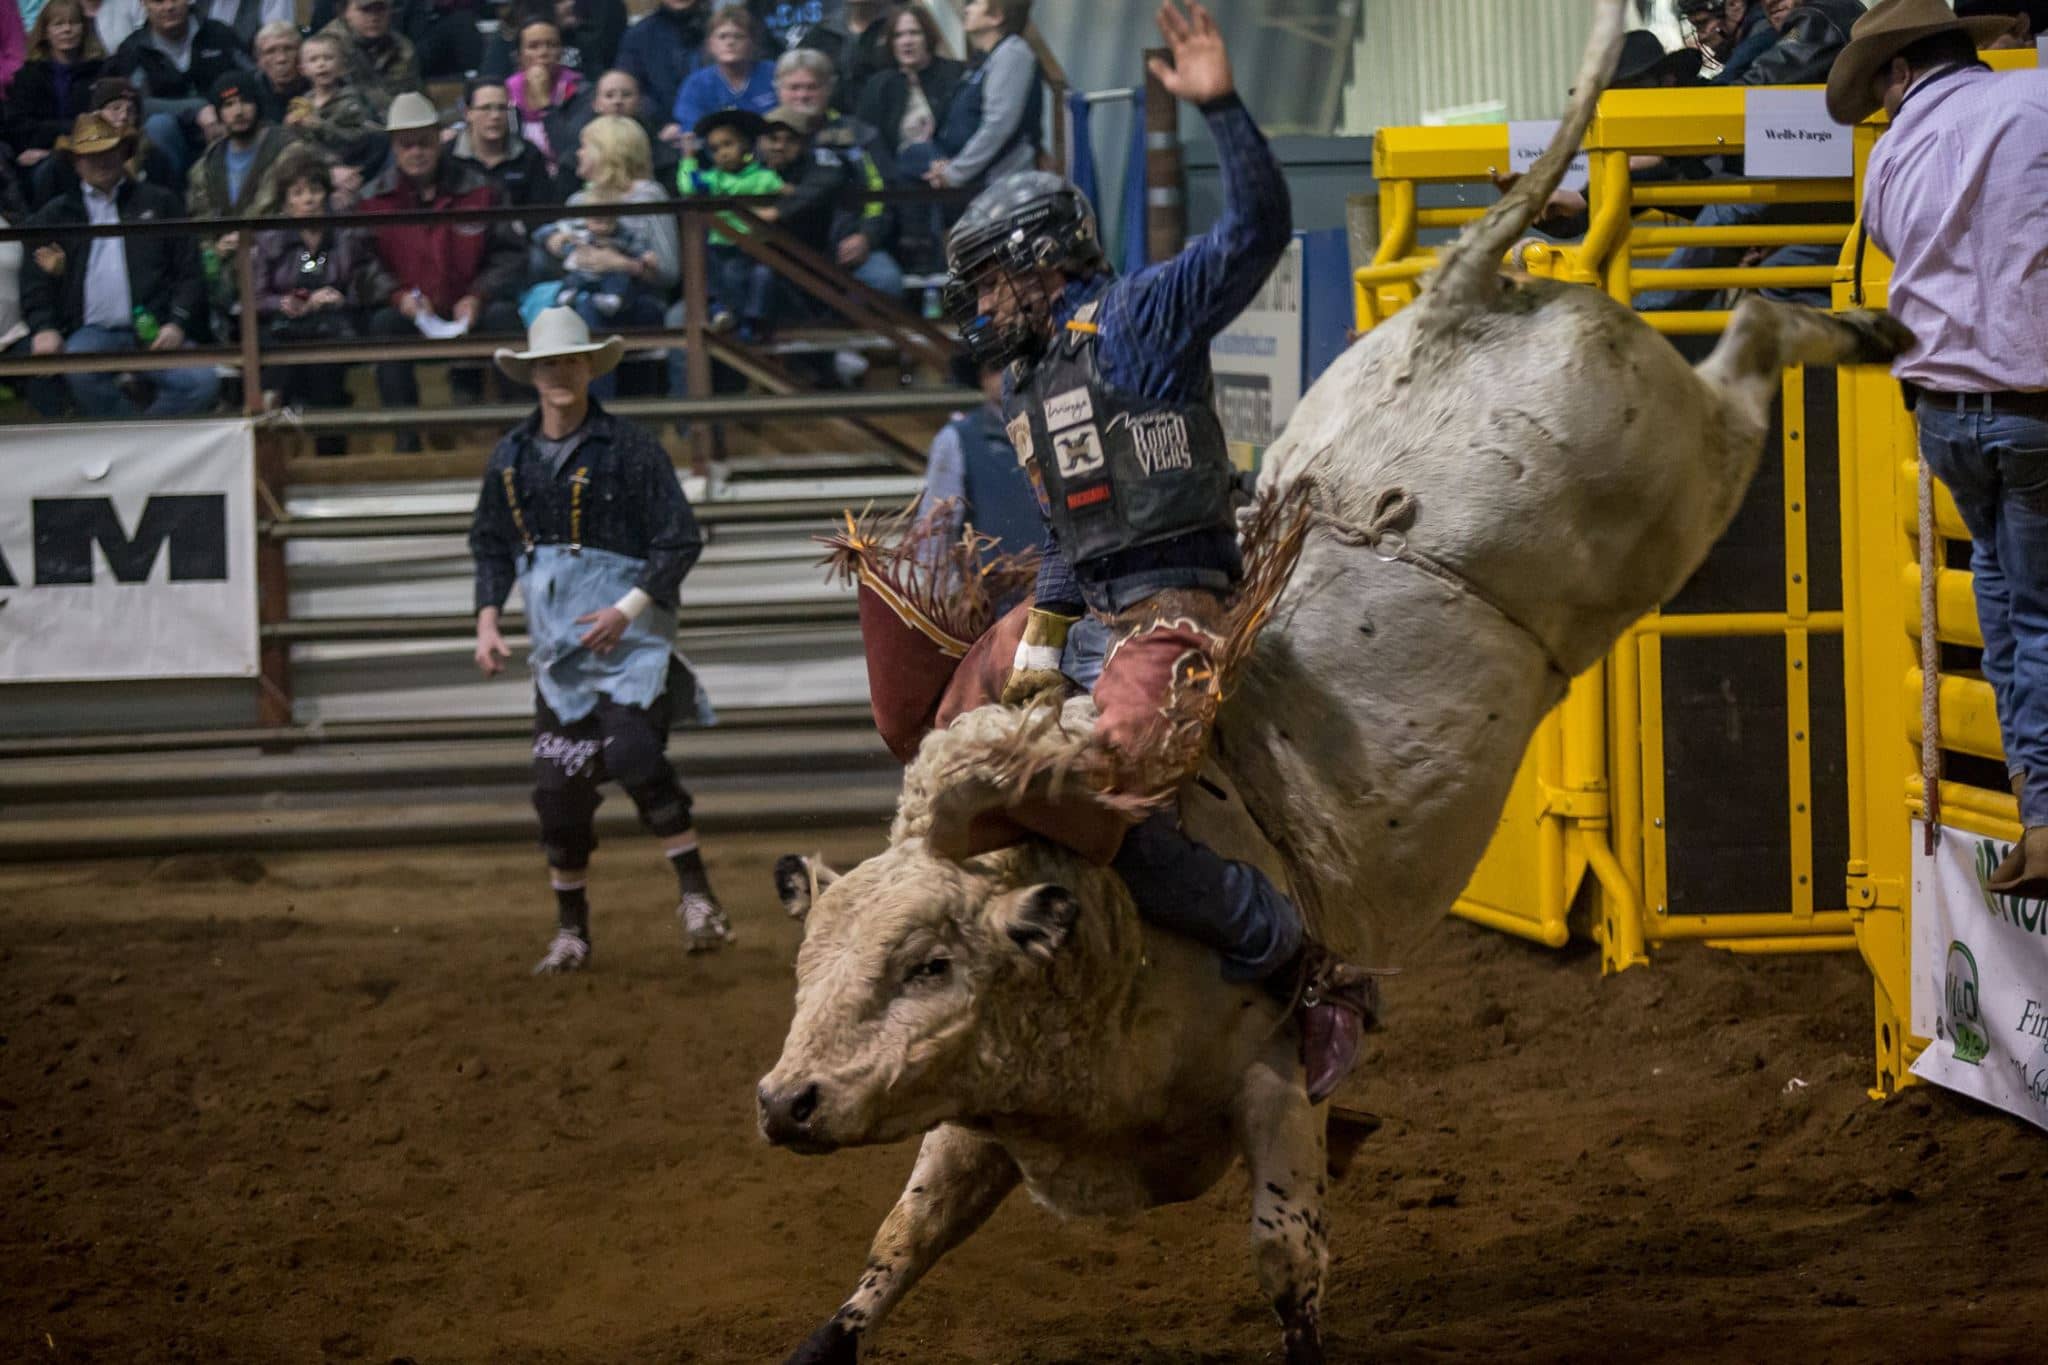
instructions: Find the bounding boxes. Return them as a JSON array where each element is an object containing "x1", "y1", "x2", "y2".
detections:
[{"x1": 1832, "y1": 0, "x2": 2048, "y2": 891}]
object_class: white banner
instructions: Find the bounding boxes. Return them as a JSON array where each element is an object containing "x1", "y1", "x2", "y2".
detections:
[
  {"x1": 1743, "y1": 89, "x2": 1854, "y2": 178},
  {"x1": 1506, "y1": 120, "x2": 1590, "y2": 193},
  {"x1": 0, "y1": 420, "x2": 258, "y2": 682},
  {"x1": 1211, "y1": 235, "x2": 1304, "y2": 456},
  {"x1": 1910, "y1": 821, "x2": 2048, "y2": 1132}
]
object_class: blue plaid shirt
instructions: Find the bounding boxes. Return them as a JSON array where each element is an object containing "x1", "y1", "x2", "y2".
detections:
[{"x1": 1027, "y1": 93, "x2": 1293, "y2": 615}]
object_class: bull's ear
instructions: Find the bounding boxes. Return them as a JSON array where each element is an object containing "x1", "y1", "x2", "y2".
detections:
[
  {"x1": 995, "y1": 884, "x2": 1080, "y2": 962},
  {"x1": 773, "y1": 853, "x2": 838, "y2": 920}
]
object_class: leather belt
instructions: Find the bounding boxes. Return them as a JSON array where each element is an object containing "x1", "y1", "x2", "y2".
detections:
[{"x1": 1902, "y1": 383, "x2": 2048, "y2": 420}]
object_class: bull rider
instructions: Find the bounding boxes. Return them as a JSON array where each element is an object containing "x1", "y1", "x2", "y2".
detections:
[{"x1": 855, "y1": 1, "x2": 1379, "y2": 1103}]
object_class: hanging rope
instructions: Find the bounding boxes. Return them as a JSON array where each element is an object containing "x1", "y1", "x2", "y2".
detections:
[{"x1": 1919, "y1": 451, "x2": 1942, "y2": 855}]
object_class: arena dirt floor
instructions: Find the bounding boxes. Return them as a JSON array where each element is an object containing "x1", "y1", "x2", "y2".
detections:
[{"x1": 4, "y1": 832, "x2": 2046, "y2": 1364}]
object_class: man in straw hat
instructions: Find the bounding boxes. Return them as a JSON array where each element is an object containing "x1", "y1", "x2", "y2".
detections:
[
  {"x1": 1832, "y1": 0, "x2": 2048, "y2": 894},
  {"x1": 21, "y1": 110, "x2": 220, "y2": 417},
  {"x1": 468, "y1": 306, "x2": 728, "y2": 975}
]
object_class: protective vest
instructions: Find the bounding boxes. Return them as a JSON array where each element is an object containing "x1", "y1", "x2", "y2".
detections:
[
  {"x1": 951, "y1": 404, "x2": 1044, "y2": 562},
  {"x1": 1004, "y1": 305, "x2": 1235, "y2": 569}
]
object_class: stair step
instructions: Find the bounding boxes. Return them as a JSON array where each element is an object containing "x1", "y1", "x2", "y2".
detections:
[{"x1": 0, "y1": 775, "x2": 900, "y2": 862}]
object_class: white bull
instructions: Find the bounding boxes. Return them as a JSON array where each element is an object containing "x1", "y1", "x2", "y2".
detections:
[{"x1": 757, "y1": 2, "x2": 1910, "y2": 1359}]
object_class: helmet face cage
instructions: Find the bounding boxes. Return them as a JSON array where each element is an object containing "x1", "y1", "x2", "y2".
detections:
[
  {"x1": 944, "y1": 256, "x2": 1058, "y2": 369},
  {"x1": 943, "y1": 177, "x2": 1104, "y2": 369}
]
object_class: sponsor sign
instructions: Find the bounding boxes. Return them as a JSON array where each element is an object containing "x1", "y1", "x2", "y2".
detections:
[
  {"x1": 1109, "y1": 411, "x2": 1194, "y2": 476},
  {"x1": 1210, "y1": 236, "x2": 1305, "y2": 455},
  {"x1": 1044, "y1": 386, "x2": 1094, "y2": 433},
  {"x1": 1052, "y1": 424, "x2": 1106, "y2": 479},
  {"x1": 1910, "y1": 821, "x2": 2048, "y2": 1133},
  {"x1": 1742, "y1": 89, "x2": 1853, "y2": 178},
  {"x1": 0, "y1": 420, "x2": 258, "y2": 682},
  {"x1": 1005, "y1": 413, "x2": 1035, "y2": 465},
  {"x1": 1506, "y1": 119, "x2": 1591, "y2": 193}
]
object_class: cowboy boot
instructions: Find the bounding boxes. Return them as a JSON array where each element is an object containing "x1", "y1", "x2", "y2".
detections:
[
  {"x1": 1282, "y1": 944, "x2": 1390, "y2": 1105},
  {"x1": 1986, "y1": 772, "x2": 2048, "y2": 896}
]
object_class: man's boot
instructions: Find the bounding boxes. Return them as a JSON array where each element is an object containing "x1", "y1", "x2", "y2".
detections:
[
  {"x1": 1281, "y1": 945, "x2": 1388, "y2": 1104},
  {"x1": 1986, "y1": 771, "x2": 2048, "y2": 898}
]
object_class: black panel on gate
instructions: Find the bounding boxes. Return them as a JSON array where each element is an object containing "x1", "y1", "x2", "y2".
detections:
[
  {"x1": 1654, "y1": 364, "x2": 1852, "y2": 918},
  {"x1": 1804, "y1": 366, "x2": 1844, "y2": 614},
  {"x1": 1666, "y1": 372, "x2": 1786, "y2": 617},
  {"x1": 1809, "y1": 632, "x2": 1852, "y2": 909},
  {"x1": 1662, "y1": 634, "x2": 1793, "y2": 915}
]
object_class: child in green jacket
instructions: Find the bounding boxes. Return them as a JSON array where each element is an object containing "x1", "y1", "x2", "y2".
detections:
[{"x1": 679, "y1": 108, "x2": 784, "y2": 336}]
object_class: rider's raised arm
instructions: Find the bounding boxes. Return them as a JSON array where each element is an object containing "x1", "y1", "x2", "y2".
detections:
[{"x1": 1109, "y1": 92, "x2": 1293, "y2": 364}]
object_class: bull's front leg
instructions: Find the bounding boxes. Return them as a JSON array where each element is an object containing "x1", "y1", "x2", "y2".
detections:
[
  {"x1": 1235, "y1": 1057, "x2": 1330, "y2": 1365},
  {"x1": 785, "y1": 1123, "x2": 1020, "y2": 1365}
]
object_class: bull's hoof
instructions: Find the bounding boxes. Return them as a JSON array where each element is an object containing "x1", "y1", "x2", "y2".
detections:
[
  {"x1": 784, "y1": 1319, "x2": 860, "y2": 1365},
  {"x1": 1838, "y1": 308, "x2": 1914, "y2": 365},
  {"x1": 1282, "y1": 1316, "x2": 1325, "y2": 1365}
]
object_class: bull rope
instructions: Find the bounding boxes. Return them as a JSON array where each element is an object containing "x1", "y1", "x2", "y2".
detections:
[
  {"x1": 1302, "y1": 476, "x2": 1574, "y2": 682},
  {"x1": 1918, "y1": 453, "x2": 1942, "y2": 853}
]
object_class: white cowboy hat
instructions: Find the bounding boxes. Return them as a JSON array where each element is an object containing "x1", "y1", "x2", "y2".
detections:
[
  {"x1": 493, "y1": 307, "x2": 625, "y2": 385},
  {"x1": 383, "y1": 90, "x2": 443, "y2": 134}
]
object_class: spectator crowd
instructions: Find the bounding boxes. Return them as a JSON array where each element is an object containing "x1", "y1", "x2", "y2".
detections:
[
  {"x1": 0, "y1": 0, "x2": 1049, "y2": 429},
  {"x1": 1509, "y1": 0, "x2": 2039, "y2": 312}
]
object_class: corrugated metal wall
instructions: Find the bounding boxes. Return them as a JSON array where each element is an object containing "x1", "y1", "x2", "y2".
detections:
[{"x1": 1340, "y1": 0, "x2": 1686, "y2": 132}]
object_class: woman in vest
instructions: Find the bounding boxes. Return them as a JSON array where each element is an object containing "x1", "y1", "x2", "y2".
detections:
[{"x1": 924, "y1": 0, "x2": 1042, "y2": 195}]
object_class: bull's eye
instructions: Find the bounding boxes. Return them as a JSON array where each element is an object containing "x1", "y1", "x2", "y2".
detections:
[{"x1": 904, "y1": 956, "x2": 952, "y2": 986}]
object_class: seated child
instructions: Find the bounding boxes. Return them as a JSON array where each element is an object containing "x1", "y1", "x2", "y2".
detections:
[
  {"x1": 284, "y1": 33, "x2": 379, "y2": 203},
  {"x1": 536, "y1": 194, "x2": 661, "y2": 321},
  {"x1": 677, "y1": 108, "x2": 783, "y2": 336}
]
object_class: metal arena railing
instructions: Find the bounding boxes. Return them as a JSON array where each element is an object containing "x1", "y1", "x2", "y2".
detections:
[{"x1": 0, "y1": 188, "x2": 978, "y2": 732}]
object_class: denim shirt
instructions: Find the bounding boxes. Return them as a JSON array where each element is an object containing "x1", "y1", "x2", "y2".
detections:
[{"x1": 1024, "y1": 93, "x2": 1293, "y2": 615}]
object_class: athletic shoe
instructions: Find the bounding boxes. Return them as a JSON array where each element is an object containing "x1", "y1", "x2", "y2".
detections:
[
  {"x1": 532, "y1": 929, "x2": 590, "y2": 976},
  {"x1": 678, "y1": 892, "x2": 734, "y2": 953}
]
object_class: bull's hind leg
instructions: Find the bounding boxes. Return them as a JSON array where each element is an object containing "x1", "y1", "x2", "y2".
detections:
[
  {"x1": 1697, "y1": 296, "x2": 1913, "y2": 430},
  {"x1": 1236, "y1": 1057, "x2": 1331, "y2": 1365},
  {"x1": 784, "y1": 1124, "x2": 1019, "y2": 1365}
]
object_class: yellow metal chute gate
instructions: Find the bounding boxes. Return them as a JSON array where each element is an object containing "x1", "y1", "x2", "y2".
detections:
[
  {"x1": 1359, "y1": 86, "x2": 1861, "y2": 973},
  {"x1": 1837, "y1": 48, "x2": 2039, "y2": 1097}
]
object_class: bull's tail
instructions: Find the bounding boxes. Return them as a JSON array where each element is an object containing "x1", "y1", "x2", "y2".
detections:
[{"x1": 1415, "y1": 0, "x2": 1625, "y2": 323}]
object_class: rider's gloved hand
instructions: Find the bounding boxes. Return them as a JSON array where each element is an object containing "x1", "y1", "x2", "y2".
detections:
[{"x1": 1001, "y1": 607, "x2": 1078, "y2": 707}]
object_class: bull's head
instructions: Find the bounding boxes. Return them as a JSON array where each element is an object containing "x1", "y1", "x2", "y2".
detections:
[{"x1": 756, "y1": 843, "x2": 1099, "y2": 1153}]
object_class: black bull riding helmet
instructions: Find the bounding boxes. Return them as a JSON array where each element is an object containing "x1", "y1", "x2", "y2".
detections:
[{"x1": 943, "y1": 171, "x2": 1108, "y2": 368}]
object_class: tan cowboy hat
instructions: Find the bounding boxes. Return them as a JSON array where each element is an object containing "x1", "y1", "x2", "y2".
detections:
[
  {"x1": 56, "y1": 111, "x2": 138, "y2": 157},
  {"x1": 1826, "y1": 0, "x2": 2012, "y2": 125},
  {"x1": 493, "y1": 307, "x2": 625, "y2": 385},
  {"x1": 761, "y1": 105, "x2": 817, "y2": 136}
]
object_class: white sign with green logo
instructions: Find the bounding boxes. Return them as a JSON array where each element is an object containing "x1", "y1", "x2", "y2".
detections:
[{"x1": 1911, "y1": 822, "x2": 2048, "y2": 1132}]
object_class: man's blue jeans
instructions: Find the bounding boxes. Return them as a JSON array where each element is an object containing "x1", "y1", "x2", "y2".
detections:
[
  {"x1": 1112, "y1": 812, "x2": 1305, "y2": 983},
  {"x1": 1633, "y1": 200, "x2": 1838, "y2": 312},
  {"x1": 850, "y1": 249, "x2": 904, "y2": 300},
  {"x1": 1918, "y1": 401, "x2": 2048, "y2": 827},
  {"x1": 63, "y1": 325, "x2": 221, "y2": 417}
]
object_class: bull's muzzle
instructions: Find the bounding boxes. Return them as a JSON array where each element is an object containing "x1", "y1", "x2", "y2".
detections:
[{"x1": 757, "y1": 1078, "x2": 837, "y2": 1154}]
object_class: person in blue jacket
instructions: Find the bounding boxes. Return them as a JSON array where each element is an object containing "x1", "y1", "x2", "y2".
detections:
[
  {"x1": 671, "y1": 5, "x2": 777, "y2": 139},
  {"x1": 939, "y1": 1, "x2": 1378, "y2": 1103}
]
